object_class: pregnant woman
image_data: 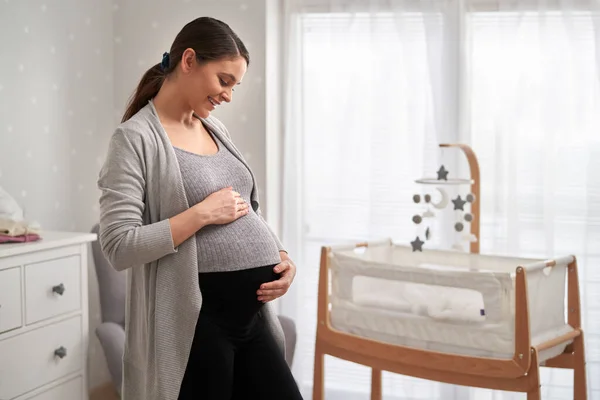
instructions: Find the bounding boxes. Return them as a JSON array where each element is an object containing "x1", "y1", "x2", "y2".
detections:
[{"x1": 97, "y1": 16, "x2": 303, "y2": 400}]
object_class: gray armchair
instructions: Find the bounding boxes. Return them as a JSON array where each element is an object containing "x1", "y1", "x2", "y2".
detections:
[{"x1": 90, "y1": 224, "x2": 297, "y2": 395}]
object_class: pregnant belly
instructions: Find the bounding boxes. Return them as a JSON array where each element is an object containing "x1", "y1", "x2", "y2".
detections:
[{"x1": 198, "y1": 264, "x2": 280, "y2": 328}]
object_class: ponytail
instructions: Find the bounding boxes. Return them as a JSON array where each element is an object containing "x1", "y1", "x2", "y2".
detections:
[{"x1": 121, "y1": 63, "x2": 165, "y2": 123}]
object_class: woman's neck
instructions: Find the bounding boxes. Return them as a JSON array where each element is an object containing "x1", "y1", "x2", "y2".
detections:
[{"x1": 153, "y1": 80, "x2": 199, "y2": 128}]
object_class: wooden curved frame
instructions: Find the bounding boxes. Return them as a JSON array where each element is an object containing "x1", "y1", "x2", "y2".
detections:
[
  {"x1": 312, "y1": 244, "x2": 587, "y2": 400},
  {"x1": 439, "y1": 143, "x2": 481, "y2": 254}
]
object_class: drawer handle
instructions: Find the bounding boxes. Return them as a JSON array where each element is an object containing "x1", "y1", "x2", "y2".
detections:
[
  {"x1": 52, "y1": 283, "x2": 65, "y2": 296},
  {"x1": 54, "y1": 346, "x2": 67, "y2": 359}
]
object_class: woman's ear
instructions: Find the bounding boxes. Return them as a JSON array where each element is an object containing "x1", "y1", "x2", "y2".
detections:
[{"x1": 180, "y1": 48, "x2": 197, "y2": 73}]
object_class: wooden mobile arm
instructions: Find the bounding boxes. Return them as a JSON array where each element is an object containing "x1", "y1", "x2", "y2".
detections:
[{"x1": 440, "y1": 143, "x2": 481, "y2": 254}]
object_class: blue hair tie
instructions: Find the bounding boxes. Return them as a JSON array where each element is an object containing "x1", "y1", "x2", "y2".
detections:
[{"x1": 160, "y1": 52, "x2": 170, "y2": 71}]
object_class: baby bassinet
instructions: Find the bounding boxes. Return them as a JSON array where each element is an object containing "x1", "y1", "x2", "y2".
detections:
[{"x1": 312, "y1": 239, "x2": 587, "y2": 400}]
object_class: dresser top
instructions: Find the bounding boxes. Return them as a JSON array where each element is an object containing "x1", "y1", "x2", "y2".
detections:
[{"x1": 0, "y1": 231, "x2": 97, "y2": 258}]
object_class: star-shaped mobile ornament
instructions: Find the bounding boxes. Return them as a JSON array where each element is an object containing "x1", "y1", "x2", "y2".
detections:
[
  {"x1": 436, "y1": 165, "x2": 449, "y2": 181},
  {"x1": 411, "y1": 236, "x2": 425, "y2": 252},
  {"x1": 452, "y1": 195, "x2": 467, "y2": 211}
]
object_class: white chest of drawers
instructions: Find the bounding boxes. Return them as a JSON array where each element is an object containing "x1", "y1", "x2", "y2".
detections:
[{"x1": 0, "y1": 231, "x2": 96, "y2": 400}]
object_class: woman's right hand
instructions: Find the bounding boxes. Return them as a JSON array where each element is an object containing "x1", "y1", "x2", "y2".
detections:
[{"x1": 197, "y1": 186, "x2": 249, "y2": 225}]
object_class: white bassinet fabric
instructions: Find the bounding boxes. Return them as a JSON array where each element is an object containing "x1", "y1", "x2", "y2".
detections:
[
  {"x1": 352, "y1": 277, "x2": 486, "y2": 323},
  {"x1": 328, "y1": 241, "x2": 575, "y2": 362}
]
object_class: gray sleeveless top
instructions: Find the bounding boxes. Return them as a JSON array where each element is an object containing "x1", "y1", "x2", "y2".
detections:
[{"x1": 174, "y1": 131, "x2": 282, "y2": 272}]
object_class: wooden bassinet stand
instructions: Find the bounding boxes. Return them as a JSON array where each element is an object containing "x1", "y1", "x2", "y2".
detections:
[{"x1": 312, "y1": 144, "x2": 587, "y2": 400}]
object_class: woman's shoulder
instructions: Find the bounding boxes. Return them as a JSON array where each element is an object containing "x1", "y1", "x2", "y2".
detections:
[
  {"x1": 118, "y1": 103, "x2": 154, "y2": 133},
  {"x1": 111, "y1": 103, "x2": 160, "y2": 147}
]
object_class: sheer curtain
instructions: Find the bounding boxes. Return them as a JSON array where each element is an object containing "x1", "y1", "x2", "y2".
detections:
[
  {"x1": 280, "y1": 0, "x2": 600, "y2": 399},
  {"x1": 461, "y1": 2, "x2": 600, "y2": 399}
]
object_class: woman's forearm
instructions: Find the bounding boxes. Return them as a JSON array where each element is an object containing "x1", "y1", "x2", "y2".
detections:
[{"x1": 169, "y1": 204, "x2": 212, "y2": 248}]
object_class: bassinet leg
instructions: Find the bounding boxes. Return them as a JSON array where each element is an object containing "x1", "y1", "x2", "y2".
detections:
[
  {"x1": 527, "y1": 386, "x2": 541, "y2": 400},
  {"x1": 313, "y1": 345, "x2": 325, "y2": 400},
  {"x1": 371, "y1": 368, "x2": 382, "y2": 400},
  {"x1": 573, "y1": 331, "x2": 587, "y2": 400},
  {"x1": 527, "y1": 349, "x2": 541, "y2": 400}
]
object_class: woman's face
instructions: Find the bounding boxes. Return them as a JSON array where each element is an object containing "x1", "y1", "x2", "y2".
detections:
[{"x1": 179, "y1": 49, "x2": 247, "y2": 118}]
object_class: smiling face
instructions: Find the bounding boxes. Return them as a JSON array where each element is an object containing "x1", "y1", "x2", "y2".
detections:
[{"x1": 177, "y1": 49, "x2": 247, "y2": 118}]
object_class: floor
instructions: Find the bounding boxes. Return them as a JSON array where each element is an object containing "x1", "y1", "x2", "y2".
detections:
[{"x1": 89, "y1": 383, "x2": 119, "y2": 400}]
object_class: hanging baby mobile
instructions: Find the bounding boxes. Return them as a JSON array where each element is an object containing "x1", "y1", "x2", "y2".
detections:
[{"x1": 410, "y1": 144, "x2": 481, "y2": 253}]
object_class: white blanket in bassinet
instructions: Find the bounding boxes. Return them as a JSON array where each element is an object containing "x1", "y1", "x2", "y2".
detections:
[{"x1": 353, "y1": 276, "x2": 486, "y2": 323}]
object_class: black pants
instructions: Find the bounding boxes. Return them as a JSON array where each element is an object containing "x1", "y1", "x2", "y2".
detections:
[{"x1": 178, "y1": 265, "x2": 304, "y2": 400}]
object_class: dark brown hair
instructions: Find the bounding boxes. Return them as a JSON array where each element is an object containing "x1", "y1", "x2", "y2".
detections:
[{"x1": 121, "y1": 17, "x2": 250, "y2": 122}]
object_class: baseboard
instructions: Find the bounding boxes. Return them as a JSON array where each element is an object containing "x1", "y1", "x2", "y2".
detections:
[{"x1": 89, "y1": 382, "x2": 119, "y2": 400}]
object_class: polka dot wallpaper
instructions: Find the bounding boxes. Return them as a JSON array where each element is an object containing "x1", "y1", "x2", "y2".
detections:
[
  {"x1": 0, "y1": 0, "x2": 113, "y2": 234},
  {"x1": 0, "y1": 0, "x2": 271, "y2": 391}
]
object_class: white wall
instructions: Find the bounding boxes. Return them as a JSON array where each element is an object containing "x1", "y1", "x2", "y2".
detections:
[{"x1": 0, "y1": 0, "x2": 279, "y2": 391}]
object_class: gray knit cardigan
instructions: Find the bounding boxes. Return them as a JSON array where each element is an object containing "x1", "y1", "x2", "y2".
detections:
[{"x1": 97, "y1": 100, "x2": 286, "y2": 400}]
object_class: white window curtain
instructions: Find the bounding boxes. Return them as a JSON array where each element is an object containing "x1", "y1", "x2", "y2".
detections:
[{"x1": 280, "y1": 0, "x2": 600, "y2": 399}]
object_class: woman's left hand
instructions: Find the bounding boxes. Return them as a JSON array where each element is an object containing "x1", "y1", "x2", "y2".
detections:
[{"x1": 257, "y1": 252, "x2": 296, "y2": 303}]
